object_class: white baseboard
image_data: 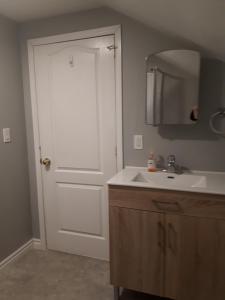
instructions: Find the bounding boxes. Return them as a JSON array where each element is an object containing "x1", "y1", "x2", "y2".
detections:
[
  {"x1": 0, "y1": 239, "x2": 33, "y2": 270},
  {"x1": 32, "y1": 238, "x2": 43, "y2": 250},
  {"x1": 0, "y1": 238, "x2": 45, "y2": 270}
]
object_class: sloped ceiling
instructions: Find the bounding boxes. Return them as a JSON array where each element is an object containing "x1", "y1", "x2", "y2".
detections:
[{"x1": 0, "y1": 0, "x2": 224, "y2": 60}]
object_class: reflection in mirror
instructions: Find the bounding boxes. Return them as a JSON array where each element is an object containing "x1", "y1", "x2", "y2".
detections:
[{"x1": 146, "y1": 49, "x2": 201, "y2": 125}]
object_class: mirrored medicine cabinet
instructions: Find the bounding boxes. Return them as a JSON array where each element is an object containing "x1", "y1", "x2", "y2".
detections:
[{"x1": 146, "y1": 49, "x2": 201, "y2": 125}]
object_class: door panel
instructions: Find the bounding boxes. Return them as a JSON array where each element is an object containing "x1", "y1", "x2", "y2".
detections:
[
  {"x1": 51, "y1": 46, "x2": 100, "y2": 170},
  {"x1": 110, "y1": 207, "x2": 164, "y2": 297},
  {"x1": 57, "y1": 183, "x2": 103, "y2": 236},
  {"x1": 165, "y1": 214, "x2": 225, "y2": 300},
  {"x1": 33, "y1": 35, "x2": 117, "y2": 259}
]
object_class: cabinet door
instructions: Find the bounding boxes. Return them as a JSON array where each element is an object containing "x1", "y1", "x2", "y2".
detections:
[
  {"x1": 109, "y1": 206, "x2": 164, "y2": 296},
  {"x1": 165, "y1": 214, "x2": 225, "y2": 300}
]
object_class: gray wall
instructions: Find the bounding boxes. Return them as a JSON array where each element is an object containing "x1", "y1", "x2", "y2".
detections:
[
  {"x1": 19, "y1": 7, "x2": 225, "y2": 238},
  {"x1": 0, "y1": 15, "x2": 32, "y2": 261}
]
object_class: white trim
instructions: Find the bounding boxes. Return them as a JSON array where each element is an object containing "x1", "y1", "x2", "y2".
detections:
[
  {"x1": 32, "y1": 238, "x2": 43, "y2": 250},
  {"x1": 28, "y1": 25, "x2": 121, "y2": 46},
  {"x1": 28, "y1": 45, "x2": 47, "y2": 250},
  {"x1": 0, "y1": 239, "x2": 44, "y2": 270},
  {"x1": 0, "y1": 240, "x2": 33, "y2": 270},
  {"x1": 27, "y1": 25, "x2": 123, "y2": 251},
  {"x1": 114, "y1": 27, "x2": 123, "y2": 171}
]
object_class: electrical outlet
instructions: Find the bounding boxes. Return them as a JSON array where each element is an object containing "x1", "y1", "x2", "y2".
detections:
[
  {"x1": 3, "y1": 128, "x2": 11, "y2": 143},
  {"x1": 133, "y1": 135, "x2": 143, "y2": 150}
]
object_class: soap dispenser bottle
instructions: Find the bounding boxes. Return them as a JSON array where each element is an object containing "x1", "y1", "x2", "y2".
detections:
[{"x1": 147, "y1": 152, "x2": 157, "y2": 172}]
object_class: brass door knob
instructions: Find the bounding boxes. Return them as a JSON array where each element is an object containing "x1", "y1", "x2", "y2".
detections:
[{"x1": 41, "y1": 158, "x2": 51, "y2": 167}]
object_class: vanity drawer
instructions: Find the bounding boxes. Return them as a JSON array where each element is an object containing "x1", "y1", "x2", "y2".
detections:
[{"x1": 109, "y1": 185, "x2": 225, "y2": 220}]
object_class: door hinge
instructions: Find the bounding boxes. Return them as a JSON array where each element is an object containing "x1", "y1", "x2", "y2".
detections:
[
  {"x1": 107, "y1": 45, "x2": 117, "y2": 58},
  {"x1": 107, "y1": 45, "x2": 117, "y2": 51}
]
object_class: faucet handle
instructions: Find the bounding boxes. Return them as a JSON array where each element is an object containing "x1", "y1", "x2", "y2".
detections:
[{"x1": 168, "y1": 154, "x2": 176, "y2": 164}]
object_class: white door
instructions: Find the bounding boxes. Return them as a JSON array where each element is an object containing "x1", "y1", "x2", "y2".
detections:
[{"x1": 33, "y1": 35, "x2": 117, "y2": 260}]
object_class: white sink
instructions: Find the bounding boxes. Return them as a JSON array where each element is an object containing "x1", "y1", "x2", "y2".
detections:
[{"x1": 132, "y1": 172, "x2": 207, "y2": 189}]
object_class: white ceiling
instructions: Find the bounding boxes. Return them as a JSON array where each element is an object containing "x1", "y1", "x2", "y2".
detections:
[{"x1": 0, "y1": 0, "x2": 224, "y2": 60}]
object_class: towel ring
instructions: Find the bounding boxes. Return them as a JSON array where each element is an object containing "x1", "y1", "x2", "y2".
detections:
[{"x1": 209, "y1": 108, "x2": 225, "y2": 136}]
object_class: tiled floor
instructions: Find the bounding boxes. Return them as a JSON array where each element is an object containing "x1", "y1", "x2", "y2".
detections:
[{"x1": 0, "y1": 249, "x2": 165, "y2": 300}]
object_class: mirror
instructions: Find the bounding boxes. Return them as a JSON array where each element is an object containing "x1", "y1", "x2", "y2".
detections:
[{"x1": 146, "y1": 49, "x2": 201, "y2": 125}]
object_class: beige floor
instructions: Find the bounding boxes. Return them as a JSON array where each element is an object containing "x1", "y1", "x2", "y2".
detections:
[{"x1": 0, "y1": 249, "x2": 164, "y2": 300}]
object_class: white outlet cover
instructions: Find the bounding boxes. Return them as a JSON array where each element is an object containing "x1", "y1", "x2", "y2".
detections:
[
  {"x1": 133, "y1": 135, "x2": 143, "y2": 150},
  {"x1": 3, "y1": 128, "x2": 11, "y2": 143}
]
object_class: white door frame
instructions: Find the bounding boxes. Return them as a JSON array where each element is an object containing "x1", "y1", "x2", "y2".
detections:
[{"x1": 27, "y1": 25, "x2": 123, "y2": 250}]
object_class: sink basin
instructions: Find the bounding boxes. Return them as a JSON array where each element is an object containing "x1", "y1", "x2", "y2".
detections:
[{"x1": 132, "y1": 172, "x2": 207, "y2": 189}]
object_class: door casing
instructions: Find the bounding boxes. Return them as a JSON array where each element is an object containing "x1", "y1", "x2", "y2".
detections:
[{"x1": 27, "y1": 25, "x2": 123, "y2": 250}]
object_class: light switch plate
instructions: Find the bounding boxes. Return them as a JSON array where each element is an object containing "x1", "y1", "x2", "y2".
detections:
[
  {"x1": 3, "y1": 128, "x2": 11, "y2": 143},
  {"x1": 133, "y1": 135, "x2": 143, "y2": 149}
]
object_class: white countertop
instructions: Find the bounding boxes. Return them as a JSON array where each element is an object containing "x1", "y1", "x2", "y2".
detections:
[{"x1": 107, "y1": 166, "x2": 225, "y2": 196}]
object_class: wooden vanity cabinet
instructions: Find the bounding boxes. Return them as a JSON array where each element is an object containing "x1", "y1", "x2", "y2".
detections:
[
  {"x1": 110, "y1": 207, "x2": 164, "y2": 296},
  {"x1": 165, "y1": 214, "x2": 225, "y2": 300},
  {"x1": 109, "y1": 185, "x2": 225, "y2": 300}
]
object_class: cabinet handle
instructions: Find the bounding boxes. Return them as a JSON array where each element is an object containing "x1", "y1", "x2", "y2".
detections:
[
  {"x1": 168, "y1": 223, "x2": 177, "y2": 254},
  {"x1": 158, "y1": 221, "x2": 166, "y2": 253},
  {"x1": 153, "y1": 200, "x2": 182, "y2": 213}
]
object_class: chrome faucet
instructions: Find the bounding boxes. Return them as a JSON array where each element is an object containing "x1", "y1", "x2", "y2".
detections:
[{"x1": 164, "y1": 155, "x2": 182, "y2": 174}]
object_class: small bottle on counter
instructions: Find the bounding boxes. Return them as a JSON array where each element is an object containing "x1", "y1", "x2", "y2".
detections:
[{"x1": 147, "y1": 152, "x2": 157, "y2": 172}]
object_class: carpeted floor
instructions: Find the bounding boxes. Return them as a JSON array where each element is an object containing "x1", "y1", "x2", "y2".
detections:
[{"x1": 0, "y1": 249, "x2": 165, "y2": 300}]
